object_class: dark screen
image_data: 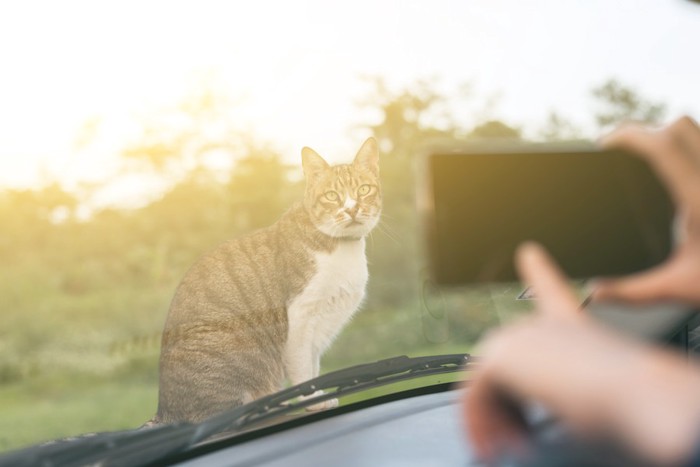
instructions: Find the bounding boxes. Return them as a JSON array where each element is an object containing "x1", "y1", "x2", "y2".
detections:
[{"x1": 425, "y1": 149, "x2": 674, "y2": 285}]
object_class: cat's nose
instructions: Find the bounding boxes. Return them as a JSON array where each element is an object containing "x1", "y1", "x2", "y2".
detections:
[
  {"x1": 343, "y1": 197, "x2": 359, "y2": 219},
  {"x1": 345, "y1": 205, "x2": 359, "y2": 219}
]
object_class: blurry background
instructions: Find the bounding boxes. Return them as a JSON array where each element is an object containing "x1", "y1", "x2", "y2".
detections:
[{"x1": 1, "y1": 0, "x2": 698, "y2": 451}]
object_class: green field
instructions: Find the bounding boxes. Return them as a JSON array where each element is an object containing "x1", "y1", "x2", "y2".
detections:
[
  {"x1": 0, "y1": 374, "x2": 157, "y2": 451},
  {"x1": 0, "y1": 346, "x2": 474, "y2": 449},
  {"x1": 0, "y1": 365, "x2": 472, "y2": 454},
  {"x1": 0, "y1": 289, "x2": 490, "y2": 453},
  {"x1": 0, "y1": 220, "x2": 524, "y2": 454}
]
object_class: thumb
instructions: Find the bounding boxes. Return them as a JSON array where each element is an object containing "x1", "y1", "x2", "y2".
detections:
[{"x1": 515, "y1": 242, "x2": 580, "y2": 319}]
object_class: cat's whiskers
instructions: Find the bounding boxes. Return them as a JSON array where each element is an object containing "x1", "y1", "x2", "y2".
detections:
[
  {"x1": 326, "y1": 217, "x2": 354, "y2": 237},
  {"x1": 374, "y1": 219, "x2": 401, "y2": 244},
  {"x1": 379, "y1": 217, "x2": 399, "y2": 232},
  {"x1": 325, "y1": 211, "x2": 381, "y2": 238},
  {"x1": 375, "y1": 212, "x2": 396, "y2": 221},
  {"x1": 368, "y1": 229, "x2": 377, "y2": 249}
]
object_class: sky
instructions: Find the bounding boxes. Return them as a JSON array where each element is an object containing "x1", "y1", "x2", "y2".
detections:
[{"x1": 0, "y1": 0, "x2": 699, "y2": 200}]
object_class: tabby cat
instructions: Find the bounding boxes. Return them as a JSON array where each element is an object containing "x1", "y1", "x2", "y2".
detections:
[{"x1": 152, "y1": 137, "x2": 381, "y2": 424}]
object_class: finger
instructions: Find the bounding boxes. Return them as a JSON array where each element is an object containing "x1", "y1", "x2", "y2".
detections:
[
  {"x1": 515, "y1": 242, "x2": 580, "y2": 319},
  {"x1": 600, "y1": 123, "x2": 700, "y2": 204},
  {"x1": 463, "y1": 375, "x2": 529, "y2": 461},
  {"x1": 592, "y1": 258, "x2": 685, "y2": 304},
  {"x1": 668, "y1": 116, "x2": 700, "y2": 165}
]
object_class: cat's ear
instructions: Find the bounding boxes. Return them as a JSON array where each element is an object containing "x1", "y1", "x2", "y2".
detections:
[
  {"x1": 301, "y1": 146, "x2": 330, "y2": 182},
  {"x1": 352, "y1": 137, "x2": 379, "y2": 177}
]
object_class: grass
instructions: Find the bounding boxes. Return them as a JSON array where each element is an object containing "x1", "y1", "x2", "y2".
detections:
[
  {"x1": 0, "y1": 281, "x2": 521, "y2": 454},
  {"x1": 0, "y1": 374, "x2": 157, "y2": 452},
  {"x1": 0, "y1": 336, "x2": 477, "y2": 453},
  {"x1": 0, "y1": 369, "x2": 472, "y2": 454}
]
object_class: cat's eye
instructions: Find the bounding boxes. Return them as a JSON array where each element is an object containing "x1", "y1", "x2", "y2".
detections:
[
  {"x1": 324, "y1": 191, "x2": 340, "y2": 202},
  {"x1": 358, "y1": 184, "x2": 372, "y2": 196}
]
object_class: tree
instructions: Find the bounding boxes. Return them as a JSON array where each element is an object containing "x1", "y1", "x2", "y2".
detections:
[
  {"x1": 357, "y1": 78, "x2": 529, "y2": 310},
  {"x1": 538, "y1": 111, "x2": 582, "y2": 142},
  {"x1": 121, "y1": 76, "x2": 245, "y2": 181},
  {"x1": 468, "y1": 120, "x2": 521, "y2": 140},
  {"x1": 362, "y1": 78, "x2": 455, "y2": 156},
  {"x1": 226, "y1": 146, "x2": 301, "y2": 231},
  {"x1": 358, "y1": 79, "x2": 459, "y2": 309},
  {"x1": 592, "y1": 79, "x2": 666, "y2": 131},
  {"x1": 0, "y1": 183, "x2": 77, "y2": 258}
]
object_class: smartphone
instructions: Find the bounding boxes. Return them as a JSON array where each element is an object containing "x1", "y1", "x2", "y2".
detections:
[
  {"x1": 422, "y1": 142, "x2": 697, "y2": 342},
  {"x1": 422, "y1": 142, "x2": 674, "y2": 285}
]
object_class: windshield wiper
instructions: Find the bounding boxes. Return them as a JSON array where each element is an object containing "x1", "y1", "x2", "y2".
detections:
[
  {"x1": 0, "y1": 353, "x2": 475, "y2": 467},
  {"x1": 214, "y1": 353, "x2": 473, "y2": 433}
]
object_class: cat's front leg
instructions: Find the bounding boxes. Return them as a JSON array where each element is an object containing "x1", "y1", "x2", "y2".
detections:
[
  {"x1": 285, "y1": 317, "x2": 315, "y2": 384},
  {"x1": 288, "y1": 357, "x2": 337, "y2": 411},
  {"x1": 301, "y1": 346, "x2": 338, "y2": 411},
  {"x1": 285, "y1": 321, "x2": 337, "y2": 411}
]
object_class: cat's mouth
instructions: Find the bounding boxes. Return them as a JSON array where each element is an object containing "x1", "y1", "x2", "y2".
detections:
[{"x1": 346, "y1": 220, "x2": 363, "y2": 227}]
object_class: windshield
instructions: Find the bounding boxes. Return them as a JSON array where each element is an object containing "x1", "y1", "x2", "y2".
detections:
[{"x1": 1, "y1": 0, "x2": 699, "y2": 452}]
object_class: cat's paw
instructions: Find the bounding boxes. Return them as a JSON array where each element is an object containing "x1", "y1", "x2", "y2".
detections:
[
  {"x1": 299, "y1": 390, "x2": 339, "y2": 411},
  {"x1": 305, "y1": 397, "x2": 339, "y2": 412}
]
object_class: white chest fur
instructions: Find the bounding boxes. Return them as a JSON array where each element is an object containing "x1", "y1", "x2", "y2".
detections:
[
  {"x1": 284, "y1": 239, "x2": 368, "y2": 385},
  {"x1": 306, "y1": 239, "x2": 368, "y2": 311}
]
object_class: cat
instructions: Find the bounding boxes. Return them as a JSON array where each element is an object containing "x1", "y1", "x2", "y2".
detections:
[{"x1": 151, "y1": 137, "x2": 381, "y2": 424}]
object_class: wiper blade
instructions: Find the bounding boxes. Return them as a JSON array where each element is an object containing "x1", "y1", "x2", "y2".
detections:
[
  {"x1": 177, "y1": 353, "x2": 474, "y2": 458},
  {"x1": 226, "y1": 353, "x2": 474, "y2": 431},
  {"x1": 0, "y1": 353, "x2": 475, "y2": 467},
  {"x1": 0, "y1": 423, "x2": 192, "y2": 467}
]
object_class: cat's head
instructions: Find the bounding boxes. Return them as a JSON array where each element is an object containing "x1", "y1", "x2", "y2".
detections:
[{"x1": 301, "y1": 137, "x2": 381, "y2": 239}]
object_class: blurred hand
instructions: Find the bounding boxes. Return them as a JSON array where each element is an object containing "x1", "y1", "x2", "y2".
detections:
[
  {"x1": 594, "y1": 116, "x2": 700, "y2": 304},
  {"x1": 463, "y1": 242, "x2": 700, "y2": 465}
]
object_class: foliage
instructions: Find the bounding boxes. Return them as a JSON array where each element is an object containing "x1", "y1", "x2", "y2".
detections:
[
  {"x1": 537, "y1": 112, "x2": 583, "y2": 142},
  {"x1": 0, "y1": 77, "x2": 670, "y2": 450},
  {"x1": 592, "y1": 79, "x2": 667, "y2": 130},
  {"x1": 121, "y1": 78, "x2": 245, "y2": 178},
  {"x1": 468, "y1": 120, "x2": 521, "y2": 140}
]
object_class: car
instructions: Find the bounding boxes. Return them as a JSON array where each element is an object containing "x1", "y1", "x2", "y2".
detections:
[{"x1": 1, "y1": 1, "x2": 699, "y2": 466}]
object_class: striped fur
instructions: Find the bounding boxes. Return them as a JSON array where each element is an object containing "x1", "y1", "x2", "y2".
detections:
[{"x1": 153, "y1": 138, "x2": 381, "y2": 423}]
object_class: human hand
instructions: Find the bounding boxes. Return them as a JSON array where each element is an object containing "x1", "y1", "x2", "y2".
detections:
[
  {"x1": 463, "y1": 242, "x2": 700, "y2": 465},
  {"x1": 593, "y1": 116, "x2": 700, "y2": 305}
]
